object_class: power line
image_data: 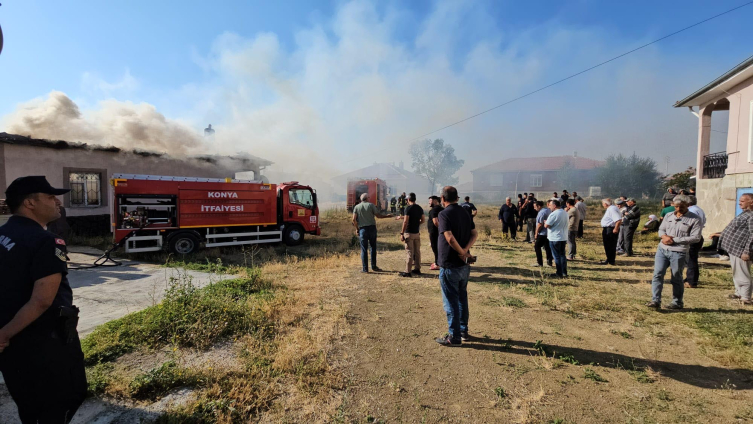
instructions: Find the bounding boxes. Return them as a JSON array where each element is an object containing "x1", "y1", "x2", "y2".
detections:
[{"x1": 343, "y1": 0, "x2": 753, "y2": 164}]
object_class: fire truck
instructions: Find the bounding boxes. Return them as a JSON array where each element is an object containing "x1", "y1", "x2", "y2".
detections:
[
  {"x1": 346, "y1": 178, "x2": 391, "y2": 212},
  {"x1": 111, "y1": 174, "x2": 320, "y2": 254}
]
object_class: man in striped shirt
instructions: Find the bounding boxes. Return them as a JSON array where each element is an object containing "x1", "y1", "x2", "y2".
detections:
[{"x1": 713, "y1": 193, "x2": 753, "y2": 305}]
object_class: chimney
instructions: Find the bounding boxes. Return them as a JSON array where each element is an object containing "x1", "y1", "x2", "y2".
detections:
[
  {"x1": 573, "y1": 151, "x2": 578, "y2": 158},
  {"x1": 399, "y1": 160, "x2": 404, "y2": 170}
]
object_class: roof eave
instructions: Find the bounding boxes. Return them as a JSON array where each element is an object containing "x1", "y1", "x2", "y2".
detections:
[{"x1": 674, "y1": 54, "x2": 753, "y2": 108}]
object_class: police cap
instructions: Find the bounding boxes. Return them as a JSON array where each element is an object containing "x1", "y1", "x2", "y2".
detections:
[{"x1": 6, "y1": 176, "x2": 70, "y2": 198}]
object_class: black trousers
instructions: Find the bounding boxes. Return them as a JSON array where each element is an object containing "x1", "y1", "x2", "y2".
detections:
[
  {"x1": 0, "y1": 329, "x2": 87, "y2": 424},
  {"x1": 577, "y1": 220, "x2": 584, "y2": 238},
  {"x1": 622, "y1": 225, "x2": 638, "y2": 256},
  {"x1": 429, "y1": 231, "x2": 439, "y2": 264},
  {"x1": 685, "y1": 236, "x2": 704, "y2": 285},
  {"x1": 535, "y1": 234, "x2": 553, "y2": 265},
  {"x1": 502, "y1": 220, "x2": 517, "y2": 239},
  {"x1": 517, "y1": 215, "x2": 524, "y2": 231},
  {"x1": 602, "y1": 227, "x2": 618, "y2": 264}
]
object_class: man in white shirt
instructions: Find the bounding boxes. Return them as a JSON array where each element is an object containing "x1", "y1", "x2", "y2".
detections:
[
  {"x1": 575, "y1": 196, "x2": 587, "y2": 238},
  {"x1": 600, "y1": 198, "x2": 622, "y2": 265},
  {"x1": 545, "y1": 199, "x2": 570, "y2": 277},
  {"x1": 685, "y1": 195, "x2": 706, "y2": 288}
]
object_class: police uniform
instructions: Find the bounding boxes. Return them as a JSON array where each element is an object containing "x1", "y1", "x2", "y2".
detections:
[{"x1": 0, "y1": 179, "x2": 86, "y2": 423}]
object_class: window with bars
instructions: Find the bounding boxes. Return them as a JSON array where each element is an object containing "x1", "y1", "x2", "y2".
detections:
[{"x1": 69, "y1": 172, "x2": 101, "y2": 207}]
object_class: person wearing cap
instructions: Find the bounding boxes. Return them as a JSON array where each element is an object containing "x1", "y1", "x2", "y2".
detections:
[
  {"x1": 0, "y1": 176, "x2": 87, "y2": 423},
  {"x1": 645, "y1": 195, "x2": 702, "y2": 310},
  {"x1": 619, "y1": 198, "x2": 641, "y2": 257},
  {"x1": 352, "y1": 192, "x2": 393, "y2": 273}
]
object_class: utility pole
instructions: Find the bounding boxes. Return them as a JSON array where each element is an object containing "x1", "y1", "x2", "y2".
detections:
[{"x1": 664, "y1": 156, "x2": 670, "y2": 175}]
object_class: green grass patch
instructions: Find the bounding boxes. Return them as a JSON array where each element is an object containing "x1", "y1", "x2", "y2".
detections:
[
  {"x1": 129, "y1": 360, "x2": 202, "y2": 400},
  {"x1": 503, "y1": 296, "x2": 527, "y2": 308},
  {"x1": 82, "y1": 269, "x2": 273, "y2": 365},
  {"x1": 685, "y1": 311, "x2": 753, "y2": 368},
  {"x1": 583, "y1": 367, "x2": 608, "y2": 383}
]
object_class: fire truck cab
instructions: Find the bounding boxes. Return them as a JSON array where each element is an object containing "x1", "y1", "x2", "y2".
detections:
[{"x1": 111, "y1": 174, "x2": 320, "y2": 254}]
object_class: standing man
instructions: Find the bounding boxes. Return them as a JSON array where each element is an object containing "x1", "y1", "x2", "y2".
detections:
[
  {"x1": 620, "y1": 198, "x2": 641, "y2": 257},
  {"x1": 400, "y1": 193, "x2": 424, "y2": 277},
  {"x1": 575, "y1": 196, "x2": 587, "y2": 238},
  {"x1": 398, "y1": 192, "x2": 407, "y2": 217},
  {"x1": 565, "y1": 199, "x2": 580, "y2": 260},
  {"x1": 498, "y1": 197, "x2": 518, "y2": 240},
  {"x1": 662, "y1": 188, "x2": 676, "y2": 208},
  {"x1": 516, "y1": 194, "x2": 525, "y2": 232},
  {"x1": 460, "y1": 196, "x2": 478, "y2": 222},
  {"x1": 533, "y1": 201, "x2": 553, "y2": 267},
  {"x1": 615, "y1": 199, "x2": 628, "y2": 254},
  {"x1": 599, "y1": 198, "x2": 622, "y2": 266},
  {"x1": 712, "y1": 193, "x2": 753, "y2": 305},
  {"x1": 390, "y1": 196, "x2": 397, "y2": 214},
  {"x1": 0, "y1": 176, "x2": 87, "y2": 423},
  {"x1": 522, "y1": 193, "x2": 537, "y2": 243},
  {"x1": 645, "y1": 195, "x2": 702, "y2": 310},
  {"x1": 684, "y1": 196, "x2": 706, "y2": 288},
  {"x1": 427, "y1": 196, "x2": 444, "y2": 271},
  {"x1": 435, "y1": 186, "x2": 478, "y2": 347},
  {"x1": 561, "y1": 190, "x2": 570, "y2": 203},
  {"x1": 352, "y1": 193, "x2": 392, "y2": 273},
  {"x1": 545, "y1": 199, "x2": 569, "y2": 277}
]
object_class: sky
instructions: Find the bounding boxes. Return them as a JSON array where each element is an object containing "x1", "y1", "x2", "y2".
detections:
[{"x1": 1, "y1": 0, "x2": 751, "y2": 184}]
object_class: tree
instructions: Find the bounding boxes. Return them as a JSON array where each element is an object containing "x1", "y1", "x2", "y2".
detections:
[
  {"x1": 664, "y1": 167, "x2": 696, "y2": 191},
  {"x1": 409, "y1": 139, "x2": 464, "y2": 193},
  {"x1": 595, "y1": 154, "x2": 662, "y2": 198}
]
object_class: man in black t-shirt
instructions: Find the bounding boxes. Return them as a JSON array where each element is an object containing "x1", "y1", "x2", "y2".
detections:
[
  {"x1": 0, "y1": 176, "x2": 87, "y2": 424},
  {"x1": 400, "y1": 193, "x2": 425, "y2": 277},
  {"x1": 460, "y1": 196, "x2": 477, "y2": 222},
  {"x1": 521, "y1": 193, "x2": 538, "y2": 243},
  {"x1": 427, "y1": 196, "x2": 444, "y2": 270},
  {"x1": 436, "y1": 186, "x2": 478, "y2": 347}
]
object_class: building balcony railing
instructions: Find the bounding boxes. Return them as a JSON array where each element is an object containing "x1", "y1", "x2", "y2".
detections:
[{"x1": 702, "y1": 152, "x2": 728, "y2": 179}]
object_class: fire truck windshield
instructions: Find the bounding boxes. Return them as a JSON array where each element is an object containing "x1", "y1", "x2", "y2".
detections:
[{"x1": 288, "y1": 188, "x2": 314, "y2": 209}]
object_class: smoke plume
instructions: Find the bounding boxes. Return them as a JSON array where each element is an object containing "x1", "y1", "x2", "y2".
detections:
[{"x1": 3, "y1": 91, "x2": 203, "y2": 155}]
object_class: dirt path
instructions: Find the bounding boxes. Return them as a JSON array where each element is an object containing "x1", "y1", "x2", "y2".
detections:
[{"x1": 327, "y1": 225, "x2": 753, "y2": 423}]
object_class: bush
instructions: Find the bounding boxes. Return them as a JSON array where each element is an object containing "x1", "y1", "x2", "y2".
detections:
[{"x1": 82, "y1": 269, "x2": 273, "y2": 365}]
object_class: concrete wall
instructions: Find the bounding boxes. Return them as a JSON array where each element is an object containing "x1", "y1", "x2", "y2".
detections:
[
  {"x1": 696, "y1": 173, "x2": 753, "y2": 238},
  {"x1": 2, "y1": 144, "x2": 259, "y2": 217}
]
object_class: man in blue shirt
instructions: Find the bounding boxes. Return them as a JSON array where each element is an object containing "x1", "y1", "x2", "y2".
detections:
[
  {"x1": 545, "y1": 199, "x2": 570, "y2": 277},
  {"x1": 533, "y1": 201, "x2": 553, "y2": 267}
]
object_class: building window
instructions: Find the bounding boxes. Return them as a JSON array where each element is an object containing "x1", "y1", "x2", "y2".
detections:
[
  {"x1": 289, "y1": 188, "x2": 314, "y2": 209},
  {"x1": 530, "y1": 174, "x2": 543, "y2": 188},
  {"x1": 69, "y1": 172, "x2": 101, "y2": 207},
  {"x1": 489, "y1": 173, "x2": 504, "y2": 187}
]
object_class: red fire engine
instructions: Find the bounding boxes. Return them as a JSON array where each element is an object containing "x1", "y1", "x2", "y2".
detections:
[
  {"x1": 111, "y1": 174, "x2": 320, "y2": 254},
  {"x1": 346, "y1": 178, "x2": 390, "y2": 212}
]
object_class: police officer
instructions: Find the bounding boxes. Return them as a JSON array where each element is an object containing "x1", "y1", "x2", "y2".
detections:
[{"x1": 0, "y1": 176, "x2": 87, "y2": 423}]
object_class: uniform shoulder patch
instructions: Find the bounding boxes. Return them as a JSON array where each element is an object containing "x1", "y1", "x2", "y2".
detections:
[
  {"x1": 55, "y1": 238, "x2": 66, "y2": 245},
  {"x1": 55, "y1": 247, "x2": 68, "y2": 262}
]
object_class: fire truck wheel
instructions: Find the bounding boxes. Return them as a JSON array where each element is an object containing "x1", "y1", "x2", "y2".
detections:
[
  {"x1": 169, "y1": 232, "x2": 200, "y2": 255},
  {"x1": 283, "y1": 224, "x2": 304, "y2": 246}
]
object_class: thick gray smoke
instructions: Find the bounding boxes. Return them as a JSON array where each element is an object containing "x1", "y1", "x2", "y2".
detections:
[{"x1": 3, "y1": 91, "x2": 203, "y2": 155}]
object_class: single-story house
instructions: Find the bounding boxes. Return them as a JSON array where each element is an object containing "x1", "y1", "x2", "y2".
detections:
[
  {"x1": 674, "y1": 54, "x2": 753, "y2": 237},
  {"x1": 0, "y1": 132, "x2": 272, "y2": 233},
  {"x1": 470, "y1": 154, "x2": 604, "y2": 201},
  {"x1": 331, "y1": 162, "x2": 433, "y2": 196}
]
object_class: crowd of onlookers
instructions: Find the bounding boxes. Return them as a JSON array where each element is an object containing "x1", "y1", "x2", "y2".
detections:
[{"x1": 351, "y1": 184, "x2": 753, "y2": 347}]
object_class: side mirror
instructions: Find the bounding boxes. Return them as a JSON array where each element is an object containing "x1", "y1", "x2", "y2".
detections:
[{"x1": 312, "y1": 192, "x2": 317, "y2": 208}]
